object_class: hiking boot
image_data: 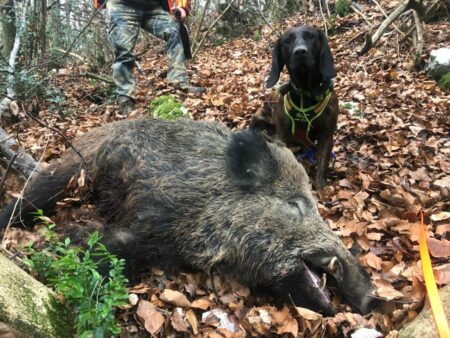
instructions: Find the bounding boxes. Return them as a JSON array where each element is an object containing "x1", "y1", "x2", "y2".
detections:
[
  {"x1": 174, "y1": 82, "x2": 205, "y2": 95},
  {"x1": 118, "y1": 97, "x2": 135, "y2": 115}
]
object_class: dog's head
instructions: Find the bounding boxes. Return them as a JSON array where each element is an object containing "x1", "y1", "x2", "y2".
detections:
[{"x1": 266, "y1": 26, "x2": 336, "y2": 88}]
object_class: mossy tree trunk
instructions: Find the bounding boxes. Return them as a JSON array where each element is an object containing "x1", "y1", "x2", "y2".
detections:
[
  {"x1": 0, "y1": 254, "x2": 73, "y2": 338},
  {"x1": 399, "y1": 285, "x2": 450, "y2": 338}
]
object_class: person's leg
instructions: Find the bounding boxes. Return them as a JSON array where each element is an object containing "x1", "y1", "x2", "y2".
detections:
[
  {"x1": 107, "y1": 1, "x2": 141, "y2": 111},
  {"x1": 142, "y1": 9, "x2": 204, "y2": 94}
]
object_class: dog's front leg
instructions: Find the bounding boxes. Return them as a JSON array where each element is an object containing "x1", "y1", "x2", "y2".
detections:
[{"x1": 315, "y1": 133, "x2": 333, "y2": 189}]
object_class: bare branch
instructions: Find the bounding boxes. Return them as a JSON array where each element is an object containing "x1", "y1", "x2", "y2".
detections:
[
  {"x1": 193, "y1": 0, "x2": 239, "y2": 57},
  {"x1": 358, "y1": 0, "x2": 416, "y2": 55}
]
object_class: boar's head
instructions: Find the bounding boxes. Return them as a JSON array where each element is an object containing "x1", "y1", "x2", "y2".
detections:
[{"x1": 206, "y1": 130, "x2": 378, "y2": 316}]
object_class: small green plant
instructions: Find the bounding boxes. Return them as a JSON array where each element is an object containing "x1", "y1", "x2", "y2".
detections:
[
  {"x1": 148, "y1": 95, "x2": 188, "y2": 120},
  {"x1": 341, "y1": 102, "x2": 354, "y2": 110},
  {"x1": 253, "y1": 29, "x2": 262, "y2": 41},
  {"x1": 335, "y1": 0, "x2": 351, "y2": 17},
  {"x1": 23, "y1": 211, "x2": 129, "y2": 338},
  {"x1": 438, "y1": 72, "x2": 450, "y2": 91}
]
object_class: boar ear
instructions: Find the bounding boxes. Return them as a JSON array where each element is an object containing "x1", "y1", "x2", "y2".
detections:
[{"x1": 227, "y1": 130, "x2": 278, "y2": 189}]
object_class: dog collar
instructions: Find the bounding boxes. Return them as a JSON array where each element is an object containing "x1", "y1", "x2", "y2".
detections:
[{"x1": 290, "y1": 79, "x2": 333, "y2": 102}]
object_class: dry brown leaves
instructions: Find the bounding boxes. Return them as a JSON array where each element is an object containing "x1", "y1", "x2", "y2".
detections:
[{"x1": 1, "y1": 1, "x2": 449, "y2": 337}]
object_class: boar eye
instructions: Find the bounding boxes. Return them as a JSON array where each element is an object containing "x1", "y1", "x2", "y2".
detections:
[{"x1": 288, "y1": 200, "x2": 304, "y2": 216}]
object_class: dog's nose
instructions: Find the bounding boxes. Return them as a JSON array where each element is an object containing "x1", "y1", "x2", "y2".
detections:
[{"x1": 293, "y1": 46, "x2": 308, "y2": 57}]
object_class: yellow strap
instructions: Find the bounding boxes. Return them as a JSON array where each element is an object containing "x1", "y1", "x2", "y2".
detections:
[
  {"x1": 283, "y1": 91, "x2": 332, "y2": 143},
  {"x1": 419, "y1": 210, "x2": 450, "y2": 338}
]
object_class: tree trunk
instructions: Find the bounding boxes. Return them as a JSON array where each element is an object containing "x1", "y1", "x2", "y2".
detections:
[
  {"x1": 0, "y1": 0, "x2": 16, "y2": 61},
  {"x1": 39, "y1": 0, "x2": 47, "y2": 59},
  {"x1": 0, "y1": 0, "x2": 30, "y2": 118},
  {"x1": 399, "y1": 285, "x2": 450, "y2": 338},
  {"x1": 0, "y1": 253, "x2": 73, "y2": 338}
]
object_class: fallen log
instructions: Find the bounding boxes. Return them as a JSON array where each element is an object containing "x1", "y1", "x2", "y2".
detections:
[
  {"x1": 0, "y1": 253, "x2": 73, "y2": 338},
  {"x1": 0, "y1": 127, "x2": 38, "y2": 178}
]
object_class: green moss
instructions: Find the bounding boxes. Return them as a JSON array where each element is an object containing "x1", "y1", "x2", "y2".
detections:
[
  {"x1": 148, "y1": 95, "x2": 188, "y2": 120},
  {"x1": 438, "y1": 72, "x2": 450, "y2": 91},
  {"x1": 0, "y1": 254, "x2": 73, "y2": 338},
  {"x1": 336, "y1": 0, "x2": 350, "y2": 17}
]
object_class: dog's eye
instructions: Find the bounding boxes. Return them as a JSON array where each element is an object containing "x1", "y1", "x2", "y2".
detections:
[
  {"x1": 284, "y1": 38, "x2": 290, "y2": 44},
  {"x1": 305, "y1": 32, "x2": 314, "y2": 39}
]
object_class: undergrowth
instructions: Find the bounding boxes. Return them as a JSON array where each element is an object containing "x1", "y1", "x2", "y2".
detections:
[{"x1": 22, "y1": 211, "x2": 129, "y2": 338}]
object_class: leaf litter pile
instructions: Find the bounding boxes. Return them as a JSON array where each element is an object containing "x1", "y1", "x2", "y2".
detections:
[{"x1": 1, "y1": 2, "x2": 449, "y2": 337}]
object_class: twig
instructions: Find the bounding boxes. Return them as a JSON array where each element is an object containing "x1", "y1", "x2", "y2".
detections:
[
  {"x1": 192, "y1": 0, "x2": 212, "y2": 48},
  {"x1": 56, "y1": 71, "x2": 114, "y2": 84},
  {"x1": 257, "y1": 0, "x2": 281, "y2": 37},
  {"x1": 24, "y1": 0, "x2": 107, "y2": 73},
  {"x1": 318, "y1": 0, "x2": 328, "y2": 37},
  {"x1": 370, "y1": 0, "x2": 405, "y2": 35},
  {"x1": 0, "y1": 152, "x2": 18, "y2": 194},
  {"x1": 350, "y1": 4, "x2": 373, "y2": 28},
  {"x1": 399, "y1": 26, "x2": 416, "y2": 43},
  {"x1": 20, "y1": 104, "x2": 86, "y2": 165},
  {"x1": 358, "y1": 0, "x2": 415, "y2": 55},
  {"x1": 52, "y1": 47, "x2": 85, "y2": 61},
  {"x1": 193, "y1": 0, "x2": 239, "y2": 57},
  {"x1": 348, "y1": 30, "x2": 366, "y2": 44},
  {"x1": 396, "y1": 32, "x2": 400, "y2": 59},
  {"x1": 0, "y1": 135, "x2": 14, "y2": 144},
  {"x1": 324, "y1": 0, "x2": 331, "y2": 17},
  {"x1": 1, "y1": 142, "x2": 46, "y2": 248}
]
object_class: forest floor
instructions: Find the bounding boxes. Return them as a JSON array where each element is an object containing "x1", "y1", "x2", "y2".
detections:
[{"x1": 1, "y1": 3, "x2": 449, "y2": 338}]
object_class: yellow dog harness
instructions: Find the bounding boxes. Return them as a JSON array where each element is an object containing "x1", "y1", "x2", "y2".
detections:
[{"x1": 282, "y1": 88, "x2": 332, "y2": 144}]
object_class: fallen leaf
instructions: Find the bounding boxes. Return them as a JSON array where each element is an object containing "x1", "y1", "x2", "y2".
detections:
[
  {"x1": 186, "y1": 309, "x2": 199, "y2": 334},
  {"x1": 160, "y1": 289, "x2": 191, "y2": 307},
  {"x1": 360, "y1": 252, "x2": 383, "y2": 270},
  {"x1": 136, "y1": 300, "x2": 156, "y2": 322},
  {"x1": 170, "y1": 309, "x2": 189, "y2": 332},
  {"x1": 191, "y1": 297, "x2": 211, "y2": 310},
  {"x1": 426, "y1": 238, "x2": 450, "y2": 258},
  {"x1": 144, "y1": 311, "x2": 165, "y2": 335},
  {"x1": 434, "y1": 264, "x2": 450, "y2": 285}
]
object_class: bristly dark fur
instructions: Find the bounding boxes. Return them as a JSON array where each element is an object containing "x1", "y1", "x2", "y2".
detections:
[
  {"x1": 0, "y1": 117, "x2": 376, "y2": 315},
  {"x1": 227, "y1": 129, "x2": 279, "y2": 189}
]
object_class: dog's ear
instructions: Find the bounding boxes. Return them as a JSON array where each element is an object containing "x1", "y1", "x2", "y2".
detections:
[
  {"x1": 266, "y1": 39, "x2": 284, "y2": 88},
  {"x1": 318, "y1": 30, "x2": 337, "y2": 79}
]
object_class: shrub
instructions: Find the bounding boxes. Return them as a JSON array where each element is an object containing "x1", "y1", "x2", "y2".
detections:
[
  {"x1": 438, "y1": 72, "x2": 450, "y2": 91},
  {"x1": 336, "y1": 0, "x2": 351, "y2": 17},
  {"x1": 23, "y1": 211, "x2": 129, "y2": 338}
]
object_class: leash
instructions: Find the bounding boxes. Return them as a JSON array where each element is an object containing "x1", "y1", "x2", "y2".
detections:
[{"x1": 418, "y1": 210, "x2": 450, "y2": 338}]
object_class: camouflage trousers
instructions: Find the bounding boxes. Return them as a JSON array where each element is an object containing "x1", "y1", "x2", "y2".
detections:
[{"x1": 106, "y1": 1, "x2": 188, "y2": 101}]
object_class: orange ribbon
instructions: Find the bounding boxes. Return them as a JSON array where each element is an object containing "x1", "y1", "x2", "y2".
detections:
[{"x1": 418, "y1": 210, "x2": 450, "y2": 338}]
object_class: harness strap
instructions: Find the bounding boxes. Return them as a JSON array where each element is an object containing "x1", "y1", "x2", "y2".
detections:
[{"x1": 283, "y1": 90, "x2": 332, "y2": 144}]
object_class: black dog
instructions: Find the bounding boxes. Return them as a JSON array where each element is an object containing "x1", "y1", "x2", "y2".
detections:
[{"x1": 251, "y1": 26, "x2": 339, "y2": 189}]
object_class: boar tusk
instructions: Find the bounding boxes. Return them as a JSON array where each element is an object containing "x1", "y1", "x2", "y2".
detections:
[
  {"x1": 320, "y1": 273, "x2": 327, "y2": 289},
  {"x1": 327, "y1": 256, "x2": 338, "y2": 273}
]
